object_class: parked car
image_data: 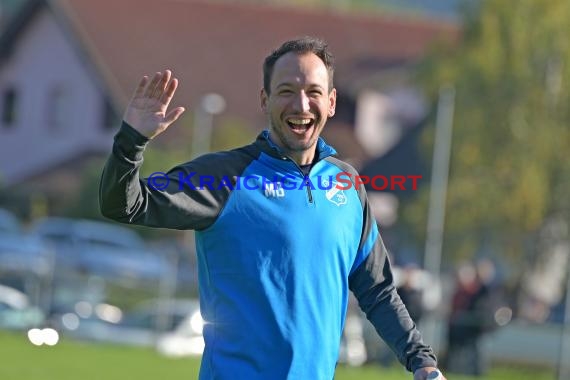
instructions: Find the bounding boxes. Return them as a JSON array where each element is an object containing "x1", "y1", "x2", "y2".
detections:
[
  {"x1": 0, "y1": 208, "x2": 20, "y2": 234},
  {"x1": 75, "y1": 245, "x2": 170, "y2": 281},
  {"x1": 153, "y1": 299, "x2": 204, "y2": 357},
  {"x1": 30, "y1": 217, "x2": 146, "y2": 251},
  {"x1": 30, "y1": 217, "x2": 169, "y2": 281},
  {"x1": 52, "y1": 298, "x2": 203, "y2": 354},
  {"x1": 0, "y1": 284, "x2": 45, "y2": 330},
  {"x1": 148, "y1": 240, "x2": 198, "y2": 290},
  {"x1": 0, "y1": 233, "x2": 52, "y2": 275}
]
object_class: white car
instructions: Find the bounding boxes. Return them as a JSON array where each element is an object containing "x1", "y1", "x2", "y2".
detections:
[
  {"x1": 53, "y1": 298, "x2": 204, "y2": 356},
  {"x1": 156, "y1": 302, "x2": 205, "y2": 357}
]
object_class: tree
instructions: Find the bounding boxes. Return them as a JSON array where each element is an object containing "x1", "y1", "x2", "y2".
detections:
[{"x1": 404, "y1": 0, "x2": 570, "y2": 271}]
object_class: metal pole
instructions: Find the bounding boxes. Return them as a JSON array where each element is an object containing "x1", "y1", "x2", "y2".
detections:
[
  {"x1": 191, "y1": 107, "x2": 213, "y2": 158},
  {"x1": 423, "y1": 85, "x2": 455, "y2": 348},
  {"x1": 191, "y1": 93, "x2": 226, "y2": 158},
  {"x1": 154, "y1": 248, "x2": 179, "y2": 342}
]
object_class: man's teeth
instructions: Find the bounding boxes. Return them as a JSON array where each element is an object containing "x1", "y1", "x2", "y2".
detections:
[{"x1": 288, "y1": 119, "x2": 312, "y2": 125}]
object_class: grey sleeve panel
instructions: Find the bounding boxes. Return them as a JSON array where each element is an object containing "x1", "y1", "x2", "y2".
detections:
[
  {"x1": 325, "y1": 157, "x2": 438, "y2": 372},
  {"x1": 99, "y1": 122, "x2": 258, "y2": 230},
  {"x1": 348, "y1": 238, "x2": 438, "y2": 372}
]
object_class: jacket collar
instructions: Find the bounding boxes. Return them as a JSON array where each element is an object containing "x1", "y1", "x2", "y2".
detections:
[{"x1": 255, "y1": 130, "x2": 337, "y2": 163}]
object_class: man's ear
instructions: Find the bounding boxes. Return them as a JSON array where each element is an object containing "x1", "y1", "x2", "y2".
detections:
[
  {"x1": 260, "y1": 88, "x2": 268, "y2": 113},
  {"x1": 328, "y1": 88, "x2": 337, "y2": 117}
]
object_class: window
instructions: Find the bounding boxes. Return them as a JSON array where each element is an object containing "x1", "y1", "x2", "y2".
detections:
[
  {"x1": 47, "y1": 86, "x2": 69, "y2": 132},
  {"x1": 2, "y1": 87, "x2": 17, "y2": 128}
]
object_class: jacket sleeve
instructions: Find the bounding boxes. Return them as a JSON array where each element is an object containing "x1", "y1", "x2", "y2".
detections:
[
  {"x1": 348, "y1": 189, "x2": 437, "y2": 373},
  {"x1": 99, "y1": 122, "x2": 229, "y2": 230}
]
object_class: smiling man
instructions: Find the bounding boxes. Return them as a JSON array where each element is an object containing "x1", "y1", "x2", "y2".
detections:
[
  {"x1": 99, "y1": 37, "x2": 445, "y2": 380},
  {"x1": 261, "y1": 46, "x2": 336, "y2": 166}
]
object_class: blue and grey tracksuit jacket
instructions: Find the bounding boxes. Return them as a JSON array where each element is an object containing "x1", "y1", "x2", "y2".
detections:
[{"x1": 99, "y1": 122, "x2": 437, "y2": 379}]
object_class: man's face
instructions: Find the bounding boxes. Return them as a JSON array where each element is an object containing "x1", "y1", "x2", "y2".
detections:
[{"x1": 261, "y1": 52, "x2": 336, "y2": 164}]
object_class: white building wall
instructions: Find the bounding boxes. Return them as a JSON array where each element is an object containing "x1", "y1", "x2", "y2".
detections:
[{"x1": 0, "y1": 9, "x2": 114, "y2": 185}]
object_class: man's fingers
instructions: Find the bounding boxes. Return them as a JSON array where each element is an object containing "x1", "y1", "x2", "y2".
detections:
[
  {"x1": 144, "y1": 72, "x2": 162, "y2": 98},
  {"x1": 133, "y1": 75, "x2": 148, "y2": 99},
  {"x1": 164, "y1": 106, "x2": 185, "y2": 125},
  {"x1": 152, "y1": 70, "x2": 171, "y2": 99},
  {"x1": 160, "y1": 77, "x2": 178, "y2": 106}
]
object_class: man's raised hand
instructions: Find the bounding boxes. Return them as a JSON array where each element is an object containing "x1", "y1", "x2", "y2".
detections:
[{"x1": 123, "y1": 70, "x2": 185, "y2": 139}]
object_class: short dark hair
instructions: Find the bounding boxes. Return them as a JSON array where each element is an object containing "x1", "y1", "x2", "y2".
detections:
[{"x1": 263, "y1": 36, "x2": 335, "y2": 94}]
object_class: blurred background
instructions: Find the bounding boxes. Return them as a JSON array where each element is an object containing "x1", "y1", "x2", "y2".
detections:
[{"x1": 0, "y1": 0, "x2": 568, "y2": 379}]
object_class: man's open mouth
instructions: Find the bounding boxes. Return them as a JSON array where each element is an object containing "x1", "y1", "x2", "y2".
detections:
[{"x1": 286, "y1": 118, "x2": 315, "y2": 132}]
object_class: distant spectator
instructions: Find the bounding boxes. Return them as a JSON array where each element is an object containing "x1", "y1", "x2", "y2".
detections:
[{"x1": 444, "y1": 259, "x2": 502, "y2": 376}]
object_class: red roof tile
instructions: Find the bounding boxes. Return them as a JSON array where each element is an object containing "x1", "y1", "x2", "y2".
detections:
[{"x1": 56, "y1": 0, "x2": 458, "y2": 129}]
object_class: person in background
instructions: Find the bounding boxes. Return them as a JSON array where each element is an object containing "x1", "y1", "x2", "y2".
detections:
[{"x1": 444, "y1": 259, "x2": 500, "y2": 376}]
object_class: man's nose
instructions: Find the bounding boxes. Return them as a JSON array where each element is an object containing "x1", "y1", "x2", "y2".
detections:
[{"x1": 291, "y1": 91, "x2": 310, "y2": 112}]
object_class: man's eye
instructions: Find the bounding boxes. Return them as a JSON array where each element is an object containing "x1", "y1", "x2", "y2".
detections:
[{"x1": 279, "y1": 90, "x2": 293, "y2": 95}]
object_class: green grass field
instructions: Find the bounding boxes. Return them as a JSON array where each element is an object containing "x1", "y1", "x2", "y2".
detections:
[{"x1": 0, "y1": 331, "x2": 554, "y2": 380}]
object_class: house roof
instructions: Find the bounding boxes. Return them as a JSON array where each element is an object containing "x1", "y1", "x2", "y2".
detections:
[
  {"x1": 0, "y1": 0, "x2": 43, "y2": 58},
  {"x1": 2, "y1": 0, "x2": 458, "y2": 129}
]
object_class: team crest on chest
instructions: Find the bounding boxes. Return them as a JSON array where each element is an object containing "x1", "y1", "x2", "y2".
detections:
[{"x1": 322, "y1": 179, "x2": 347, "y2": 206}]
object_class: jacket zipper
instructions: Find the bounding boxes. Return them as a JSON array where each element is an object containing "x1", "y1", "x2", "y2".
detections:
[
  {"x1": 278, "y1": 154, "x2": 316, "y2": 204},
  {"x1": 305, "y1": 176, "x2": 314, "y2": 203}
]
